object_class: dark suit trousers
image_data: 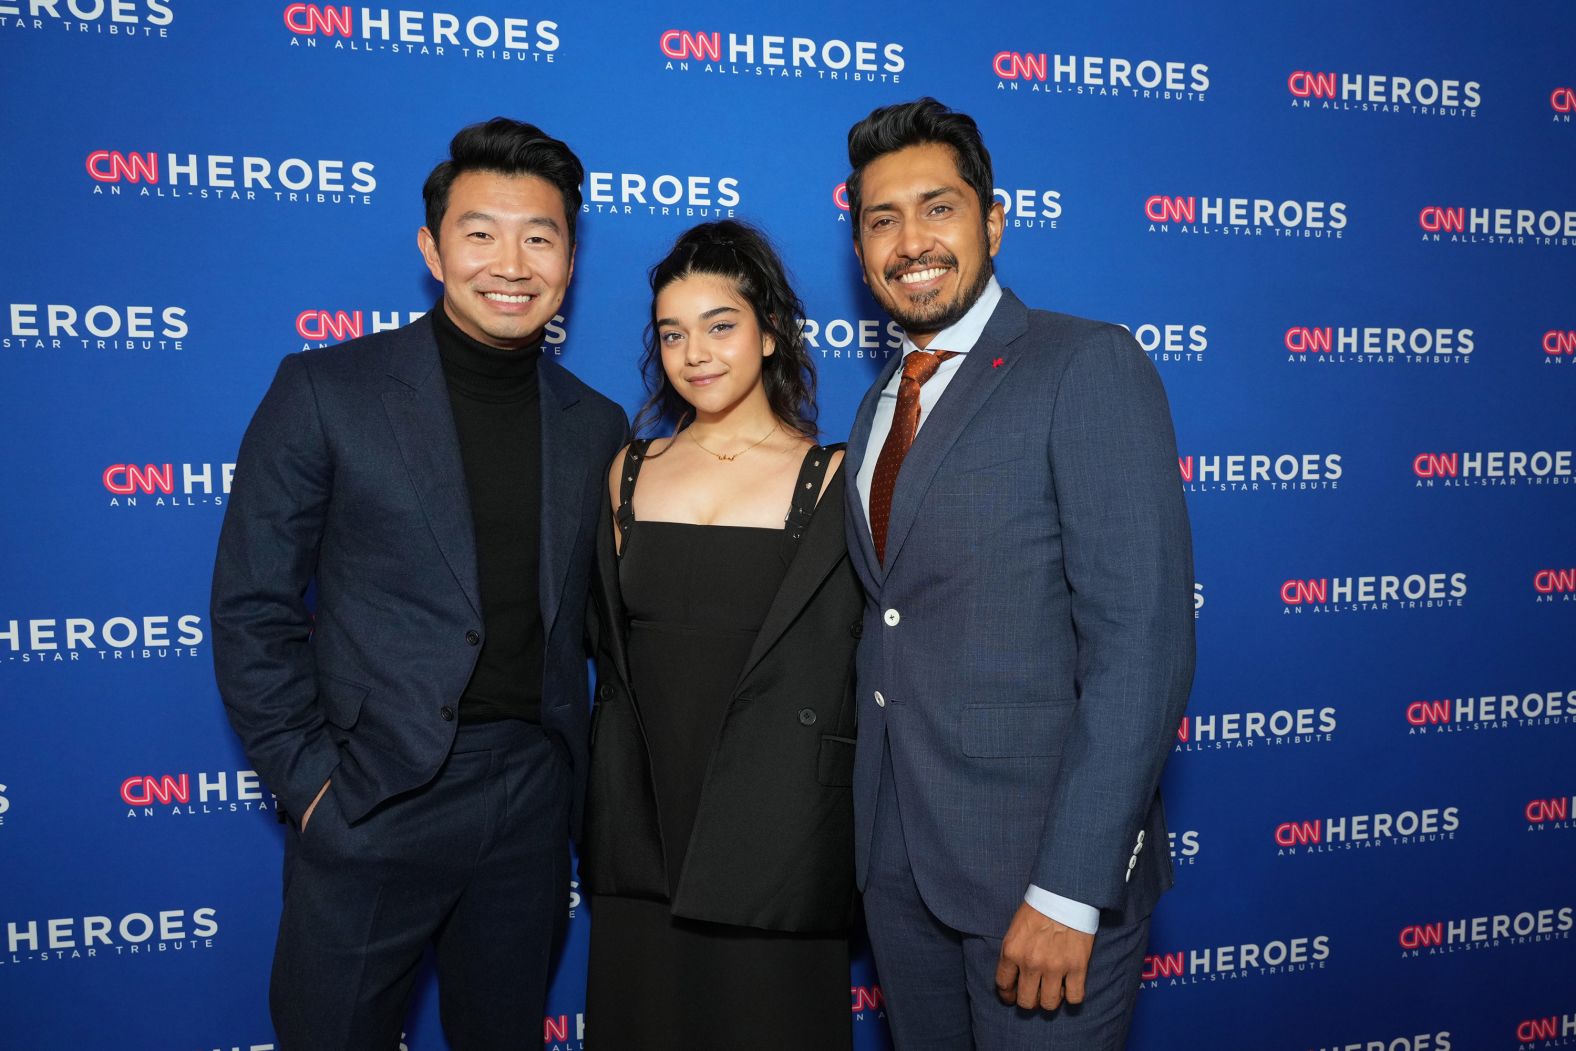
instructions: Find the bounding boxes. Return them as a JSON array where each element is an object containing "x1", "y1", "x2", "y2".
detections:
[
  {"x1": 270, "y1": 720, "x2": 570, "y2": 1051},
  {"x1": 862, "y1": 741, "x2": 1149, "y2": 1050}
]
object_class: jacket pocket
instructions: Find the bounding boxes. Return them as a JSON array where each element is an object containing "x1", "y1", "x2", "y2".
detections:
[
  {"x1": 318, "y1": 673, "x2": 370, "y2": 730},
  {"x1": 961, "y1": 702, "x2": 1071, "y2": 758},
  {"x1": 816, "y1": 735, "x2": 856, "y2": 787}
]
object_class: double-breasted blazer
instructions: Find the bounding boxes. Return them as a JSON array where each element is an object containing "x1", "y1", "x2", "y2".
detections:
[
  {"x1": 582, "y1": 456, "x2": 864, "y2": 933},
  {"x1": 845, "y1": 289, "x2": 1196, "y2": 938},
  {"x1": 210, "y1": 313, "x2": 627, "y2": 832}
]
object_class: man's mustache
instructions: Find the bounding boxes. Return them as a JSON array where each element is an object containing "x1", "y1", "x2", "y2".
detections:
[{"x1": 885, "y1": 253, "x2": 958, "y2": 282}]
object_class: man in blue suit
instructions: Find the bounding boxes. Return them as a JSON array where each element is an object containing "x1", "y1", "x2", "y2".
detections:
[
  {"x1": 211, "y1": 118, "x2": 626, "y2": 1050},
  {"x1": 843, "y1": 98, "x2": 1195, "y2": 1048}
]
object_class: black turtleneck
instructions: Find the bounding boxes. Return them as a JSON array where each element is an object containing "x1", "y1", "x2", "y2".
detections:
[{"x1": 433, "y1": 303, "x2": 544, "y2": 724}]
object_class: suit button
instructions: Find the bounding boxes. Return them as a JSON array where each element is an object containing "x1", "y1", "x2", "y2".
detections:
[
  {"x1": 598, "y1": 682, "x2": 615, "y2": 701},
  {"x1": 849, "y1": 620, "x2": 862, "y2": 639},
  {"x1": 798, "y1": 708, "x2": 817, "y2": 726},
  {"x1": 883, "y1": 608, "x2": 900, "y2": 626},
  {"x1": 465, "y1": 630, "x2": 481, "y2": 646},
  {"x1": 440, "y1": 706, "x2": 455, "y2": 721},
  {"x1": 874, "y1": 691, "x2": 886, "y2": 708}
]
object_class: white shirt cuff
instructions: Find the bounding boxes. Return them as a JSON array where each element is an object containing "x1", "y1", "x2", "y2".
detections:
[{"x1": 1024, "y1": 885, "x2": 1100, "y2": 934}]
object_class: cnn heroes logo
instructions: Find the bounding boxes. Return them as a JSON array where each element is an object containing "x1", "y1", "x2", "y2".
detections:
[
  {"x1": 1176, "y1": 706, "x2": 1336, "y2": 753},
  {"x1": 296, "y1": 306, "x2": 575, "y2": 359},
  {"x1": 1535, "y1": 568, "x2": 1576, "y2": 604},
  {"x1": 1555, "y1": 86, "x2": 1575, "y2": 124},
  {"x1": 0, "y1": 0, "x2": 172, "y2": 37},
  {"x1": 122, "y1": 769, "x2": 277, "y2": 820},
  {"x1": 1140, "y1": 933, "x2": 1329, "y2": 988},
  {"x1": 1178, "y1": 453, "x2": 1341, "y2": 493},
  {"x1": 659, "y1": 28, "x2": 904, "y2": 84},
  {"x1": 284, "y1": 3, "x2": 558, "y2": 64},
  {"x1": 297, "y1": 308, "x2": 427, "y2": 347},
  {"x1": 1146, "y1": 195, "x2": 1347, "y2": 239},
  {"x1": 1309, "y1": 1033, "x2": 1452, "y2": 1051},
  {"x1": 1419, "y1": 205, "x2": 1576, "y2": 248},
  {"x1": 1284, "y1": 325, "x2": 1473, "y2": 366},
  {"x1": 3, "y1": 907, "x2": 218, "y2": 965},
  {"x1": 798, "y1": 317, "x2": 901, "y2": 362},
  {"x1": 1280, "y1": 572, "x2": 1467, "y2": 615},
  {"x1": 544, "y1": 1012, "x2": 584, "y2": 1051},
  {"x1": 583, "y1": 171, "x2": 740, "y2": 219},
  {"x1": 1287, "y1": 68, "x2": 1480, "y2": 118},
  {"x1": 1398, "y1": 905, "x2": 1572, "y2": 959},
  {"x1": 1518, "y1": 1013, "x2": 1576, "y2": 1048},
  {"x1": 4, "y1": 302, "x2": 187, "y2": 351},
  {"x1": 87, "y1": 149, "x2": 377, "y2": 207},
  {"x1": 1546, "y1": 329, "x2": 1576, "y2": 365},
  {"x1": 1123, "y1": 322, "x2": 1206, "y2": 365},
  {"x1": 0, "y1": 614, "x2": 204, "y2": 665},
  {"x1": 1274, "y1": 806, "x2": 1459, "y2": 856},
  {"x1": 1412, "y1": 450, "x2": 1573, "y2": 488},
  {"x1": 993, "y1": 48, "x2": 1208, "y2": 103},
  {"x1": 104, "y1": 462, "x2": 232, "y2": 508},
  {"x1": 1406, "y1": 689, "x2": 1576, "y2": 735},
  {"x1": 831, "y1": 182, "x2": 1062, "y2": 231},
  {"x1": 1526, "y1": 795, "x2": 1575, "y2": 833}
]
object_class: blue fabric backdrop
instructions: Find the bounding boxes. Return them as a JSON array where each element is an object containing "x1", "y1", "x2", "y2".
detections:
[{"x1": 2, "y1": 2, "x2": 1574, "y2": 1048}]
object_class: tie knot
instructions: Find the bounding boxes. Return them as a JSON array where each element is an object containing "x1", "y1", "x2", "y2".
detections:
[{"x1": 900, "y1": 349, "x2": 957, "y2": 385}]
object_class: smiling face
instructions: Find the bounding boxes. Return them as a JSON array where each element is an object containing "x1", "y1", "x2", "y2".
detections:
[
  {"x1": 417, "y1": 169, "x2": 573, "y2": 349},
  {"x1": 654, "y1": 272, "x2": 775, "y2": 422},
  {"x1": 854, "y1": 142, "x2": 1003, "y2": 344}
]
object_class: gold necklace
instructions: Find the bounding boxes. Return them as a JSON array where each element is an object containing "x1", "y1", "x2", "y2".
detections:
[{"x1": 688, "y1": 422, "x2": 777, "y2": 462}]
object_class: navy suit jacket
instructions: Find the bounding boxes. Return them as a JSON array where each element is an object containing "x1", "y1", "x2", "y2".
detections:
[
  {"x1": 211, "y1": 313, "x2": 627, "y2": 832},
  {"x1": 845, "y1": 289, "x2": 1195, "y2": 937}
]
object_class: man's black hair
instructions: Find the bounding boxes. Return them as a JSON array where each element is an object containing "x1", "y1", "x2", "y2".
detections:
[
  {"x1": 422, "y1": 117, "x2": 584, "y2": 243},
  {"x1": 845, "y1": 97, "x2": 994, "y2": 235}
]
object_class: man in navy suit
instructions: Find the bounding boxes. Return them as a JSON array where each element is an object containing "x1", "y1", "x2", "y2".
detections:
[
  {"x1": 211, "y1": 118, "x2": 626, "y2": 1050},
  {"x1": 843, "y1": 98, "x2": 1195, "y2": 1047}
]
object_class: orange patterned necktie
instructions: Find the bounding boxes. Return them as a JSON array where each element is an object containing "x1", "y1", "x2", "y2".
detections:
[{"x1": 869, "y1": 349, "x2": 959, "y2": 565}]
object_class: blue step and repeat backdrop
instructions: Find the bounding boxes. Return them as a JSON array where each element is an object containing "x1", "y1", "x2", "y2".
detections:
[{"x1": 2, "y1": 2, "x2": 1575, "y2": 1049}]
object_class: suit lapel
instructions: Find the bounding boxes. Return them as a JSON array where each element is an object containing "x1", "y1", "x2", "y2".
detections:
[
  {"x1": 736, "y1": 474, "x2": 848, "y2": 688},
  {"x1": 538, "y1": 358, "x2": 590, "y2": 640},
  {"x1": 845, "y1": 353, "x2": 902, "y2": 590},
  {"x1": 382, "y1": 317, "x2": 481, "y2": 616},
  {"x1": 879, "y1": 292, "x2": 1030, "y2": 576},
  {"x1": 593, "y1": 488, "x2": 634, "y2": 689}
]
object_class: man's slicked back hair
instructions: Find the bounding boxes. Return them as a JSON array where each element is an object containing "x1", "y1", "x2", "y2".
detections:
[
  {"x1": 844, "y1": 97, "x2": 994, "y2": 237},
  {"x1": 422, "y1": 117, "x2": 584, "y2": 244}
]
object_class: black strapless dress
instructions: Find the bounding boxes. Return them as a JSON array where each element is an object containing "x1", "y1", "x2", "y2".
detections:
[{"x1": 585, "y1": 449, "x2": 850, "y2": 1051}]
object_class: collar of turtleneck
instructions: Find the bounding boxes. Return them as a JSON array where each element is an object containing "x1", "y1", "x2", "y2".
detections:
[{"x1": 432, "y1": 299, "x2": 542, "y2": 404}]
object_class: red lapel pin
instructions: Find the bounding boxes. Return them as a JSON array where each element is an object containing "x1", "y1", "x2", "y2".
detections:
[{"x1": 992, "y1": 357, "x2": 1005, "y2": 368}]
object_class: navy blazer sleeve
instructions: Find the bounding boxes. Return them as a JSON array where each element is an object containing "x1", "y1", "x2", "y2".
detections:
[
  {"x1": 1033, "y1": 326, "x2": 1196, "y2": 910},
  {"x1": 210, "y1": 353, "x2": 342, "y2": 821}
]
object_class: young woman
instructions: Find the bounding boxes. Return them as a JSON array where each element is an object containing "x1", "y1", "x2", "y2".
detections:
[{"x1": 583, "y1": 221, "x2": 861, "y2": 1050}]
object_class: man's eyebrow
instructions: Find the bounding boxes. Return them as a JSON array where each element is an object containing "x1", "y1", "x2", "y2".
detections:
[
  {"x1": 863, "y1": 186, "x2": 958, "y2": 214},
  {"x1": 453, "y1": 211, "x2": 563, "y2": 235}
]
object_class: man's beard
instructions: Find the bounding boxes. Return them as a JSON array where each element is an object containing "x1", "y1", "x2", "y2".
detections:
[{"x1": 878, "y1": 249, "x2": 993, "y2": 337}]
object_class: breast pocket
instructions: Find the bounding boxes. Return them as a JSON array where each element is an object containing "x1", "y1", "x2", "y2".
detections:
[{"x1": 961, "y1": 702, "x2": 1072, "y2": 758}]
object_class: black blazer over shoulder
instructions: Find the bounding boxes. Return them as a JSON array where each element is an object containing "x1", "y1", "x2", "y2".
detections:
[{"x1": 582, "y1": 459, "x2": 863, "y2": 934}]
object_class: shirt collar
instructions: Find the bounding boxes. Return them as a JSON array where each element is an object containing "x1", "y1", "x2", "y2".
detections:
[{"x1": 897, "y1": 275, "x2": 1002, "y2": 357}]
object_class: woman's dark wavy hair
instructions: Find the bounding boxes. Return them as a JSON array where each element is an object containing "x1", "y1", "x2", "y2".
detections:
[{"x1": 632, "y1": 219, "x2": 818, "y2": 442}]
